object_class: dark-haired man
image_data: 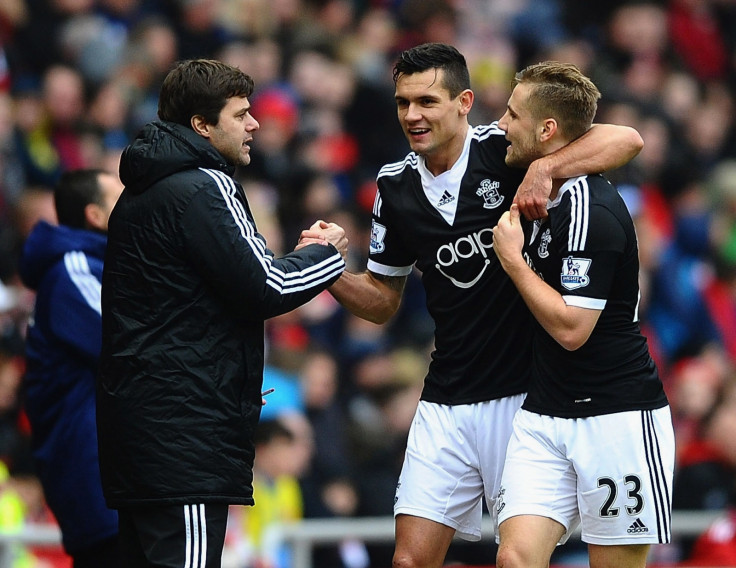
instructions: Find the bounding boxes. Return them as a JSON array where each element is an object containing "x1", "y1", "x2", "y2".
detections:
[
  {"x1": 97, "y1": 59, "x2": 347, "y2": 567},
  {"x1": 320, "y1": 43, "x2": 644, "y2": 568},
  {"x1": 20, "y1": 168, "x2": 123, "y2": 567}
]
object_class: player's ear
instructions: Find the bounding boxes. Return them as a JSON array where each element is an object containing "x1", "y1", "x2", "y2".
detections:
[
  {"x1": 84, "y1": 203, "x2": 105, "y2": 231},
  {"x1": 539, "y1": 118, "x2": 557, "y2": 142},
  {"x1": 191, "y1": 115, "x2": 211, "y2": 138},
  {"x1": 458, "y1": 89, "x2": 474, "y2": 116}
]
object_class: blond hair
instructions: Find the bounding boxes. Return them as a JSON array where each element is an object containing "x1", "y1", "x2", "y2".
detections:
[{"x1": 513, "y1": 61, "x2": 600, "y2": 141}]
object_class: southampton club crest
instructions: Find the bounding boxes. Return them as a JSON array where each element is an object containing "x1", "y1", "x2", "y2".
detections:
[
  {"x1": 537, "y1": 228, "x2": 551, "y2": 258},
  {"x1": 476, "y1": 179, "x2": 504, "y2": 209},
  {"x1": 560, "y1": 255, "x2": 591, "y2": 290},
  {"x1": 496, "y1": 486, "x2": 506, "y2": 514}
]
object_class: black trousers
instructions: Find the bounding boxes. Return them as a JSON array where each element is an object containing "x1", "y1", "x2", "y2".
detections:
[
  {"x1": 118, "y1": 503, "x2": 228, "y2": 568},
  {"x1": 72, "y1": 534, "x2": 121, "y2": 568}
]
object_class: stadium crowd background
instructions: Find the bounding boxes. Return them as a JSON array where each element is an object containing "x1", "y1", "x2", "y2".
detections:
[{"x1": 0, "y1": 0, "x2": 736, "y2": 566}]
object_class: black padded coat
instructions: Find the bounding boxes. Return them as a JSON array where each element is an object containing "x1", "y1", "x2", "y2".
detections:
[{"x1": 97, "y1": 121, "x2": 344, "y2": 508}]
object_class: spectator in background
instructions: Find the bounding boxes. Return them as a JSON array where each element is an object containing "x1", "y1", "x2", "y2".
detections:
[
  {"x1": 11, "y1": 77, "x2": 64, "y2": 189},
  {"x1": 296, "y1": 347, "x2": 369, "y2": 565},
  {"x1": 674, "y1": 386, "x2": 736, "y2": 561},
  {"x1": 682, "y1": 484, "x2": 736, "y2": 567},
  {"x1": 0, "y1": 326, "x2": 33, "y2": 481},
  {"x1": 299, "y1": 348, "x2": 354, "y2": 497},
  {"x1": 18, "y1": 168, "x2": 123, "y2": 567},
  {"x1": 232, "y1": 417, "x2": 311, "y2": 568},
  {"x1": 675, "y1": 388, "x2": 736, "y2": 507},
  {"x1": 647, "y1": 171, "x2": 723, "y2": 365},
  {"x1": 41, "y1": 65, "x2": 87, "y2": 172},
  {"x1": 667, "y1": 351, "x2": 730, "y2": 456}
]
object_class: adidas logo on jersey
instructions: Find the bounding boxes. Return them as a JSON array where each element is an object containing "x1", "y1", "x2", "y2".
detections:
[
  {"x1": 627, "y1": 518, "x2": 649, "y2": 534},
  {"x1": 437, "y1": 190, "x2": 455, "y2": 207}
]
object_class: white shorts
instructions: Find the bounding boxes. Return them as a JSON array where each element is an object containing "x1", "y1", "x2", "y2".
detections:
[
  {"x1": 497, "y1": 407, "x2": 675, "y2": 546},
  {"x1": 394, "y1": 395, "x2": 525, "y2": 541}
]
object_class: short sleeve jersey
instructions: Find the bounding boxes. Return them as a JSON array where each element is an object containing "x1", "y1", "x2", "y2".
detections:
[
  {"x1": 520, "y1": 174, "x2": 668, "y2": 418},
  {"x1": 368, "y1": 123, "x2": 529, "y2": 405}
]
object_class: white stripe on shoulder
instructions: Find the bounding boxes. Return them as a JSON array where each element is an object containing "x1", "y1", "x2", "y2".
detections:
[
  {"x1": 373, "y1": 190, "x2": 382, "y2": 217},
  {"x1": 567, "y1": 177, "x2": 590, "y2": 252},
  {"x1": 200, "y1": 168, "x2": 344, "y2": 295},
  {"x1": 200, "y1": 168, "x2": 272, "y2": 270},
  {"x1": 377, "y1": 154, "x2": 418, "y2": 179},
  {"x1": 473, "y1": 122, "x2": 506, "y2": 141},
  {"x1": 64, "y1": 251, "x2": 101, "y2": 315}
]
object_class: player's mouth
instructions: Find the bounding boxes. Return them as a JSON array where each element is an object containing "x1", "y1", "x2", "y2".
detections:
[{"x1": 408, "y1": 128, "x2": 430, "y2": 137}]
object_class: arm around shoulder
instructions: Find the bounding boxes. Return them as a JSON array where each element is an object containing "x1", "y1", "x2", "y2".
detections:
[
  {"x1": 541, "y1": 123, "x2": 643, "y2": 179},
  {"x1": 515, "y1": 124, "x2": 643, "y2": 220}
]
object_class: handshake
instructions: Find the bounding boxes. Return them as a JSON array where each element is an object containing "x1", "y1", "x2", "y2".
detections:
[{"x1": 296, "y1": 219, "x2": 349, "y2": 260}]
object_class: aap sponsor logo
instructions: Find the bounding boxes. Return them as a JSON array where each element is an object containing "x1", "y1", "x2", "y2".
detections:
[{"x1": 435, "y1": 228, "x2": 494, "y2": 289}]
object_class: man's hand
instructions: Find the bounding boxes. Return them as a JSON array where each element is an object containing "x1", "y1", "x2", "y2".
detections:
[
  {"x1": 513, "y1": 159, "x2": 552, "y2": 220},
  {"x1": 297, "y1": 220, "x2": 348, "y2": 260},
  {"x1": 492, "y1": 204, "x2": 525, "y2": 272}
]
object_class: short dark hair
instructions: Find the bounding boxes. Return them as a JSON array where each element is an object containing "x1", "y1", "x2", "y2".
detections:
[
  {"x1": 54, "y1": 169, "x2": 105, "y2": 229},
  {"x1": 254, "y1": 419, "x2": 295, "y2": 446},
  {"x1": 157, "y1": 59, "x2": 255, "y2": 127},
  {"x1": 393, "y1": 43, "x2": 470, "y2": 99},
  {"x1": 512, "y1": 61, "x2": 601, "y2": 141}
]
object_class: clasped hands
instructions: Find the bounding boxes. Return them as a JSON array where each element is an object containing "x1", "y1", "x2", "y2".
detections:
[{"x1": 296, "y1": 220, "x2": 349, "y2": 260}]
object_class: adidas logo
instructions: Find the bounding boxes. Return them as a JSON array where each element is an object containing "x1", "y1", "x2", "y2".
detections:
[
  {"x1": 627, "y1": 518, "x2": 649, "y2": 534},
  {"x1": 438, "y1": 190, "x2": 455, "y2": 207}
]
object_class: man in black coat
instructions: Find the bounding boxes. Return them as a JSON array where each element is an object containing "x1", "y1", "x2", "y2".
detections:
[{"x1": 97, "y1": 59, "x2": 347, "y2": 568}]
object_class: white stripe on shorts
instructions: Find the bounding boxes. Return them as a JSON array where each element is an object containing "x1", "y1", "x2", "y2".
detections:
[
  {"x1": 184, "y1": 504, "x2": 207, "y2": 568},
  {"x1": 642, "y1": 410, "x2": 671, "y2": 543}
]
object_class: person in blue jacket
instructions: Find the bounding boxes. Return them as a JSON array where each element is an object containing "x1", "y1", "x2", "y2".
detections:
[{"x1": 19, "y1": 168, "x2": 124, "y2": 567}]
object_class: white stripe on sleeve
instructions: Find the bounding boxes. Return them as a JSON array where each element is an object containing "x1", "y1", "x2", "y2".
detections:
[
  {"x1": 200, "y1": 168, "x2": 344, "y2": 295},
  {"x1": 64, "y1": 251, "x2": 101, "y2": 315}
]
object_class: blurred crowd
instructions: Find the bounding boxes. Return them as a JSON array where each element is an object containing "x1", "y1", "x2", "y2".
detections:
[{"x1": 0, "y1": 0, "x2": 736, "y2": 566}]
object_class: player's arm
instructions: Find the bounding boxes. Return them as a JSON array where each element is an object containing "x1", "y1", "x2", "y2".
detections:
[
  {"x1": 328, "y1": 270, "x2": 406, "y2": 324},
  {"x1": 515, "y1": 124, "x2": 643, "y2": 220},
  {"x1": 492, "y1": 205, "x2": 600, "y2": 350}
]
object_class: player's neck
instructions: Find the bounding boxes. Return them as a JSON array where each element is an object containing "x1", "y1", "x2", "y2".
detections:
[
  {"x1": 550, "y1": 178, "x2": 567, "y2": 201},
  {"x1": 424, "y1": 124, "x2": 469, "y2": 177}
]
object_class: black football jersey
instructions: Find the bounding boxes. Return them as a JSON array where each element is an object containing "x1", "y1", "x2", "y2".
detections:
[
  {"x1": 520, "y1": 174, "x2": 668, "y2": 418},
  {"x1": 368, "y1": 123, "x2": 530, "y2": 404}
]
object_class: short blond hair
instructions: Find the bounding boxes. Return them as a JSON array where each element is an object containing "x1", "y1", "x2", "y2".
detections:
[{"x1": 513, "y1": 61, "x2": 600, "y2": 141}]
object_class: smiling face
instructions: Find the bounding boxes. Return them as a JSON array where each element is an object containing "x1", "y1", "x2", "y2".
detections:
[
  {"x1": 395, "y1": 68, "x2": 472, "y2": 176},
  {"x1": 497, "y1": 83, "x2": 544, "y2": 169},
  {"x1": 204, "y1": 95, "x2": 260, "y2": 167}
]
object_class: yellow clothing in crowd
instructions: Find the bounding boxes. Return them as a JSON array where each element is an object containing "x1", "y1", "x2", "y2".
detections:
[{"x1": 243, "y1": 474, "x2": 303, "y2": 553}]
